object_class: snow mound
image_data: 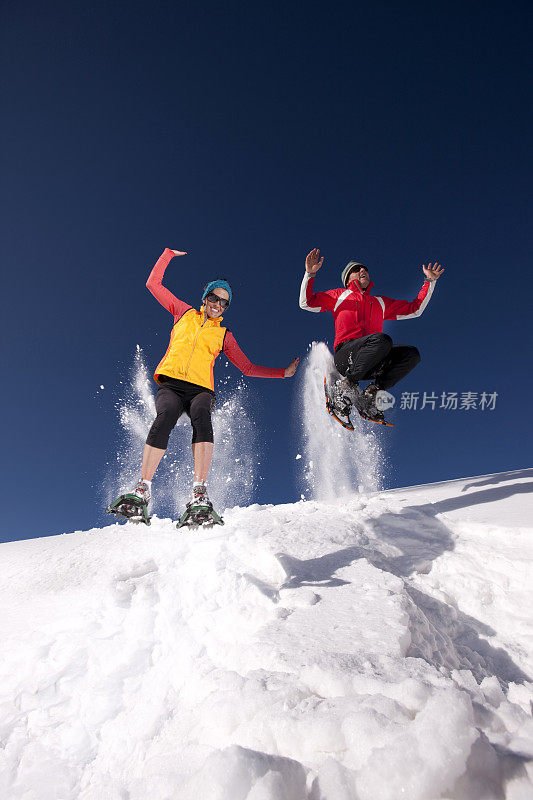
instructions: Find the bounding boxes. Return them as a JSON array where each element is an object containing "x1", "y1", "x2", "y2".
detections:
[{"x1": 1, "y1": 470, "x2": 532, "y2": 799}]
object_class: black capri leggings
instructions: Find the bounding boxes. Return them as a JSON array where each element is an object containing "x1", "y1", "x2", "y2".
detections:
[{"x1": 146, "y1": 382, "x2": 216, "y2": 449}]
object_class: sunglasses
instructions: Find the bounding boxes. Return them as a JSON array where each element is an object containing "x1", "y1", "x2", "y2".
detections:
[{"x1": 206, "y1": 292, "x2": 230, "y2": 308}]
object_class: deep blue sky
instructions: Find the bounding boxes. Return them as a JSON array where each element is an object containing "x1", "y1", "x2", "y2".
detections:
[{"x1": 2, "y1": 1, "x2": 532, "y2": 541}]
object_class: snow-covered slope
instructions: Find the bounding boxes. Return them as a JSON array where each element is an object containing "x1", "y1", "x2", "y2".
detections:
[{"x1": 1, "y1": 470, "x2": 532, "y2": 800}]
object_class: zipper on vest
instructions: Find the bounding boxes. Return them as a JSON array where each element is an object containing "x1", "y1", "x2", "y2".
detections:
[{"x1": 183, "y1": 318, "x2": 207, "y2": 379}]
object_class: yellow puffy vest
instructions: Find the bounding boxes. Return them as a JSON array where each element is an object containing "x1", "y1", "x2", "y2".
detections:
[{"x1": 154, "y1": 307, "x2": 226, "y2": 391}]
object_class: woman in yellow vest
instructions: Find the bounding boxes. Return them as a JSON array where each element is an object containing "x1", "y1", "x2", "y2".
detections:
[{"x1": 109, "y1": 247, "x2": 298, "y2": 524}]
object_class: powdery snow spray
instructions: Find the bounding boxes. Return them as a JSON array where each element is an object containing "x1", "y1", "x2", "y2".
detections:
[
  {"x1": 105, "y1": 346, "x2": 258, "y2": 518},
  {"x1": 298, "y1": 342, "x2": 385, "y2": 501}
]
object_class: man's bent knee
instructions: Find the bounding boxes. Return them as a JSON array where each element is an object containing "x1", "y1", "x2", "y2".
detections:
[
  {"x1": 369, "y1": 333, "x2": 393, "y2": 346},
  {"x1": 410, "y1": 347, "x2": 421, "y2": 365}
]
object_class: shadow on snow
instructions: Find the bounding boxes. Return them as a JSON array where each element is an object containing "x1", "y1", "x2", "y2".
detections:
[{"x1": 275, "y1": 483, "x2": 532, "y2": 688}]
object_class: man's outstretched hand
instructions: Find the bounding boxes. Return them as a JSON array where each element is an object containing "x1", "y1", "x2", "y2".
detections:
[
  {"x1": 422, "y1": 262, "x2": 445, "y2": 281},
  {"x1": 305, "y1": 249, "x2": 324, "y2": 275},
  {"x1": 284, "y1": 357, "x2": 300, "y2": 378},
  {"x1": 171, "y1": 249, "x2": 187, "y2": 256}
]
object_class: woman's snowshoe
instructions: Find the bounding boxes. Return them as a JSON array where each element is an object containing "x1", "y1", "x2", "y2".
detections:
[{"x1": 106, "y1": 493, "x2": 151, "y2": 525}]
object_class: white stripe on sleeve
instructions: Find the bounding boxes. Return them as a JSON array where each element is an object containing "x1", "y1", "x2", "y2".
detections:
[
  {"x1": 333, "y1": 289, "x2": 352, "y2": 312},
  {"x1": 299, "y1": 272, "x2": 321, "y2": 312},
  {"x1": 396, "y1": 280, "x2": 435, "y2": 320},
  {"x1": 374, "y1": 295, "x2": 385, "y2": 316}
]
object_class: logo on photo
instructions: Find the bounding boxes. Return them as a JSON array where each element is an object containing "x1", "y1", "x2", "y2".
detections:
[{"x1": 375, "y1": 390, "x2": 396, "y2": 410}]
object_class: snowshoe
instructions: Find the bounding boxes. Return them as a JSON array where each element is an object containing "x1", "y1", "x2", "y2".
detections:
[
  {"x1": 176, "y1": 501, "x2": 224, "y2": 530},
  {"x1": 352, "y1": 385, "x2": 394, "y2": 427},
  {"x1": 353, "y1": 404, "x2": 393, "y2": 427},
  {"x1": 106, "y1": 493, "x2": 151, "y2": 525},
  {"x1": 324, "y1": 376, "x2": 355, "y2": 430}
]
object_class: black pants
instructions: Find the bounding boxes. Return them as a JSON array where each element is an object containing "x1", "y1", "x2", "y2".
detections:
[
  {"x1": 334, "y1": 333, "x2": 421, "y2": 390},
  {"x1": 146, "y1": 378, "x2": 216, "y2": 449}
]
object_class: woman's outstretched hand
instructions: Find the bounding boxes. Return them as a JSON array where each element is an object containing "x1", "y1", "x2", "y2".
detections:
[
  {"x1": 171, "y1": 249, "x2": 187, "y2": 256},
  {"x1": 284, "y1": 357, "x2": 300, "y2": 378}
]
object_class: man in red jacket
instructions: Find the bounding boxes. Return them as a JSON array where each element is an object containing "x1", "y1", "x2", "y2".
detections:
[{"x1": 300, "y1": 249, "x2": 444, "y2": 426}]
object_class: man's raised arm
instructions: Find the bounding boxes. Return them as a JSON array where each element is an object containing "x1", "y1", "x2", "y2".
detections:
[
  {"x1": 299, "y1": 248, "x2": 335, "y2": 313},
  {"x1": 380, "y1": 262, "x2": 445, "y2": 321}
]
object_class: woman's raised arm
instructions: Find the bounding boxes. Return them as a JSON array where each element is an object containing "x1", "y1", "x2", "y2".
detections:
[{"x1": 146, "y1": 248, "x2": 192, "y2": 319}]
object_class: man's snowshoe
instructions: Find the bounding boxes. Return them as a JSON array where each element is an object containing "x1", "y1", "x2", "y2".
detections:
[
  {"x1": 106, "y1": 493, "x2": 151, "y2": 525},
  {"x1": 324, "y1": 377, "x2": 355, "y2": 430},
  {"x1": 353, "y1": 405, "x2": 393, "y2": 427},
  {"x1": 176, "y1": 501, "x2": 224, "y2": 529},
  {"x1": 352, "y1": 384, "x2": 394, "y2": 427}
]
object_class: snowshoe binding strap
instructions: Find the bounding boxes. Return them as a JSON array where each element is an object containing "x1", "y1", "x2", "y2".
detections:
[
  {"x1": 177, "y1": 502, "x2": 224, "y2": 530},
  {"x1": 354, "y1": 405, "x2": 394, "y2": 427}
]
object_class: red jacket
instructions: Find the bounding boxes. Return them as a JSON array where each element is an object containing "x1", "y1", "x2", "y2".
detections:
[
  {"x1": 147, "y1": 249, "x2": 285, "y2": 386},
  {"x1": 299, "y1": 272, "x2": 435, "y2": 350}
]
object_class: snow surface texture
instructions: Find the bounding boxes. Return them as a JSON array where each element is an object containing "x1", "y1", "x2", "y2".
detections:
[{"x1": 2, "y1": 470, "x2": 533, "y2": 799}]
